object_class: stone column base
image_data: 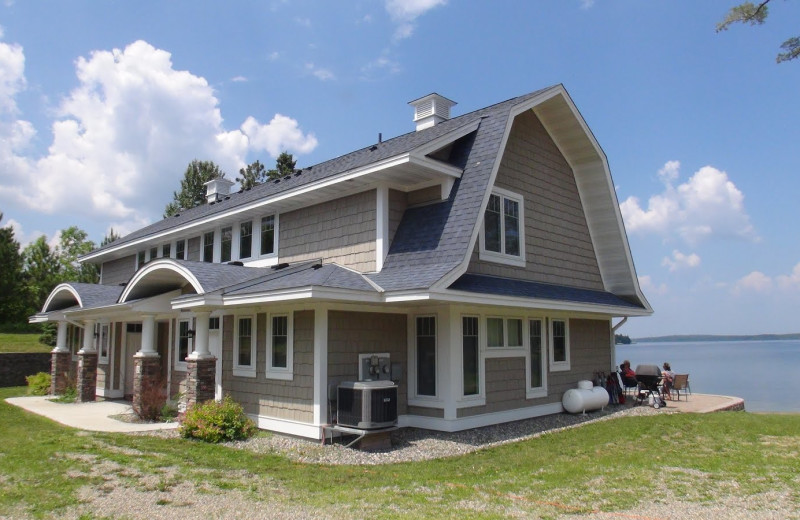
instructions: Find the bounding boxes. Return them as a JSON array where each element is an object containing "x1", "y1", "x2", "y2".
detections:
[
  {"x1": 133, "y1": 355, "x2": 163, "y2": 418},
  {"x1": 185, "y1": 357, "x2": 217, "y2": 409},
  {"x1": 76, "y1": 351, "x2": 98, "y2": 403},
  {"x1": 51, "y1": 351, "x2": 72, "y2": 395}
]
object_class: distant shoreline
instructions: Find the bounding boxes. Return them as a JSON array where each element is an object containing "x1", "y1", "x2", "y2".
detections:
[{"x1": 632, "y1": 333, "x2": 800, "y2": 343}]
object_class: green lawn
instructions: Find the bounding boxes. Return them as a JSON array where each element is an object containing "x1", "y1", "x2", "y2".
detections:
[
  {"x1": 0, "y1": 333, "x2": 49, "y2": 353},
  {"x1": 1, "y1": 385, "x2": 798, "y2": 519}
]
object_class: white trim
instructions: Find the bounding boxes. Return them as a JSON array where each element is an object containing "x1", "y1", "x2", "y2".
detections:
[
  {"x1": 313, "y1": 305, "x2": 329, "y2": 425},
  {"x1": 548, "y1": 317, "x2": 571, "y2": 372},
  {"x1": 526, "y1": 317, "x2": 548, "y2": 399},
  {"x1": 41, "y1": 284, "x2": 83, "y2": 313},
  {"x1": 174, "y1": 317, "x2": 193, "y2": 372},
  {"x1": 478, "y1": 188, "x2": 526, "y2": 267},
  {"x1": 398, "y1": 401, "x2": 564, "y2": 432},
  {"x1": 97, "y1": 322, "x2": 111, "y2": 364},
  {"x1": 408, "y1": 314, "x2": 441, "y2": 407},
  {"x1": 266, "y1": 312, "x2": 293, "y2": 381},
  {"x1": 375, "y1": 185, "x2": 389, "y2": 272},
  {"x1": 252, "y1": 414, "x2": 321, "y2": 439},
  {"x1": 484, "y1": 316, "x2": 525, "y2": 353},
  {"x1": 258, "y1": 213, "x2": 279, "y2": 260},
  {"x1": 232, "y1": 314, "x2": 257, "y2": 378},
  {"x1": 120, "y1": 260, "x2": 204, "y2": 303},
  {"x1": 458, "y1": 314, "x2": 484, "y2": 404}
]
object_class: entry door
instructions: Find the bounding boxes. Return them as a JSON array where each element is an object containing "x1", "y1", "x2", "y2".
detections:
[
  {"x1": 124, "y1": 332, "x2": 141, "y2": 398},
  {"x1": 209, "y1": 328, "x2": 222, "y2": 401}
]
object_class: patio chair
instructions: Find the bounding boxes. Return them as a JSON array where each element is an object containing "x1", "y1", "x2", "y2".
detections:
[
  {"x1": 617, "y1": 370, "x2": 639, "y2": 396},
  {"x1": 669, "y1": 374, "x2": 690, "y2": 401}
]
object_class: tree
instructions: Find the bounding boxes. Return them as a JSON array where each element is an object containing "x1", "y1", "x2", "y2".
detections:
[
  {"x1": 0, "y1": 213, "x2": 26, "y2": 325},
  {"x1": 56, "y1": 226, "x2": 99, "y2": 283},
  {"x1": 717, "y1": 1, "x2": 800, "y2": 63},
  {"x1": 22, "y1": 236, "x2": 61, "y2": 314},
  {"x1": 101, "y1": 228, "x2": 121, "y2": 247},
  {"x1": 267, "y1": 151, "x2": 297, "y2": 180},
  {"x1": 236, "y1": 160, "x2": 267, "y2": 190},
  {"x1": 164, "y1": 160, "x2": 226, "y2": 217}
]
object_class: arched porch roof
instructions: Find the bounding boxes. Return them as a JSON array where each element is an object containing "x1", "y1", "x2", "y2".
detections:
[{"x1": 41, "y1": 283, "x2": 123, "y2": 313}]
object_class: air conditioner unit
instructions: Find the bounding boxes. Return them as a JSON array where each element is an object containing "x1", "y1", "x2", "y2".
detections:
[{"x1": 337, "y1": 380, "x2": 398, "y2": 430}]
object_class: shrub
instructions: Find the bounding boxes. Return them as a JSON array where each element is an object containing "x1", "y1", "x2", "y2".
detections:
[
  {"x1": 179, "y1": 396, "x2": 256, "y2": 443},
  {"x1": 26, "y1": 372, "x2": 51, "y2": 395},
  {"x1": 135, "y1": 376, "x2": 167, "y2": 422}
]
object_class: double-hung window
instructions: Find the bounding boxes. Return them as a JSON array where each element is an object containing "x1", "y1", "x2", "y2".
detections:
[
  {"x1": 266, "y1": 313, "x2": 293, "y2": 380},
  {"x1": 162, "y1": 243, "x2": 171, "y2": 258},
  {"x1": 202, "y1": 231, "x2": 214, "y2": 263},
  {"x1": 175, "y1": 239, "x2": 186, "y2": 260},
  {"x1": 233, "y1": 316, "x2": 256, "y2": 377},
  {"x1": 549, "y1": 318, "x2": 570, "y2": 372},
  {"x1": 480, "y1": 188, "x2": 526, "y2": 267},
  {"x1": 260, "y1": 215, "x2": 276, "y2": 256},
  {"x1": 220, "y1": 227, "x2": 232, "y2": 263},
  {"x1": 528, "y1": 318, "x2": 547, "y2": 397},
  {"x1": 239, "y1": 221, "x2": 252, "y2": 259}
]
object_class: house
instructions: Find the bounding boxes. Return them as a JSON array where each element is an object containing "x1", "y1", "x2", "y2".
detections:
[{"x1": 31, "y1": 85, "x2": 652, "y2": 438}]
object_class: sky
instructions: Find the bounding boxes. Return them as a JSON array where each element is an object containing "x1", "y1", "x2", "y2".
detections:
[{"x1": 1, "y1": 0, "x2": 799, "y2": 337}]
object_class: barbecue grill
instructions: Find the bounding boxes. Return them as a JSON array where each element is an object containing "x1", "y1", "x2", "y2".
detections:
[{"x1": 635, "y1": 364, "x2": 664, "y2": 408}]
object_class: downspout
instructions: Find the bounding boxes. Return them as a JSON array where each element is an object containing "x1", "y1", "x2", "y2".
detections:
[{"x1": 610, "y1": 317, "x2": 628, "y2": 372}]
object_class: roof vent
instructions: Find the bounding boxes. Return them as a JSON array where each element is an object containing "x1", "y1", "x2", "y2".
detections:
[
  {"x1": 409, "y1": 93, "x2": 456, "y2": 131},
  {"x1": 204, "y1": 178, "x2": 234, "y2": 204}
]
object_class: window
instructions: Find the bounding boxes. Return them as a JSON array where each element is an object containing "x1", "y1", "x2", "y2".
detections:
[
  {"x1": 480, "y1": 189, "x2": 525, "y2": 266},
  {"x1": 260, "y1": 215, "x2": 275, "y2": 256},
  {"x1": 267, "y1": 313, "x2": 293, "y2": 380},
  {"x1": 162, "y1": 243, "x2": 171, "y2": 258},
  {"x1": 209, "y1": 317, "x2": 220, "y2": 330},
  {"x1": 67, "y1": 324, "x2": 83, "y2": 358},
  {"x1": 487, "y1": 317, "x2": 523, "y2": 348},
  {"x1": 416, "y1": 316, "x2": 436, "y2": 397},
  {"x1": 98, "y1": 323, "x2": 110, "y2": 363},
  {"x1": 175, "y1": 240, "x2": 186, "y2": 260},
  {"x1": 202, "y1": 231, "x2": 214, "y2": 263},
  {"x1": 234, "y1": 316, "x2": 256, "y2": 377},
  {"x1": 239, "y1": 221, "x2": 252, "y2": 259},
  {"x1": 137, "y1": 250, "x2": 146, "y2": 268},
  {"x1": 176, "y1": 319, "x2": 192, "y2": 368},
  {"x1": 549, "y1": 319, "x2": 570, "y2": 371},
  {"x1": 149, "y1": 246, "x2": 158, "y2": 262},
  {"x1": 220, "y1": 226, "x2": 232, "y2": 262},
  {"x1": 462, "y1": 317, "x2": 479, "y2": 396},
  {"x1": 529, "y1": 319, "x2": 546, "y2": 394}
]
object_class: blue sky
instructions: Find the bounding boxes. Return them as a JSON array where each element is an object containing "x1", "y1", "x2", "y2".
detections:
[{"x1": 1, "y1": 1, "x2": 798, "y2": 337}]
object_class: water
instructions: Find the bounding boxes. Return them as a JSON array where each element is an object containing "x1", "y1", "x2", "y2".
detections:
[{"x1": 615, "y1": 340, "x2": 800, "y2": 413}]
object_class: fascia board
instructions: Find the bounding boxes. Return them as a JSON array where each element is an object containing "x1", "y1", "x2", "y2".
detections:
[
  {"x1": 382, "y1": 292, "x2": 433, "y2": 303},
  {"x1": 221, "y1": 287, "x2": 382, "y2": 306},
  {"x1": 81, "y1": 154, "x2": 415, "y2": 263},
  {"x1": 41, "y1": 283, "x2": 83, "y2": 313},
  {"x1": 432, "y1": 289, "x2": 652, "y2": 317},
  {"x1": 411, "y1": 120, "x2": 482, "y2": 157},
  {"x1": 408, "y1": 155, "x2": 463, "y2": 178},
  {"x1": 119, "y1": 259, "x2": 204, "y2": 303}
]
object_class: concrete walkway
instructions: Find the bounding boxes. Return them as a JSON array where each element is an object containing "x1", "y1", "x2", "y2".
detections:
[
  {"x1": 5, "y1": 396, "x2": 179, "y2": 433},
  {"x1": 5, "y1": 392, "x2": 744, "y2": 434}
]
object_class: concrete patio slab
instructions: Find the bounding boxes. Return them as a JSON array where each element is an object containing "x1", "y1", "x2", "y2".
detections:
[{"x1": 5, "y1": 396, "x2": 179, "y2": 433}]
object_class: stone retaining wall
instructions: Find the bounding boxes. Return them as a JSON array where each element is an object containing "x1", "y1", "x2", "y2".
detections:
[{"x1": 0, "y1": 353, "x2": 51, "y2": 387}]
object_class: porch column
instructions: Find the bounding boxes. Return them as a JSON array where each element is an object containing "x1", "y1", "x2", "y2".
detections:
[
  {"x1": 76, "y1": 319, "x2": 97, "y2": 403},
  {"x1": 51, "y1": 321, "x2": 71, "y2": 395},
  {"x1": 185, "y1": 311, "x2": 215, "y2": 408},
  {"x1": 133, "y1": 314, "x2": 162, "y2": 417}
]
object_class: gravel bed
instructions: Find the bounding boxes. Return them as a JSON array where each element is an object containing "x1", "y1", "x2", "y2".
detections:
[{"x1": 142, "y1": 402, "x2": 664, "y2": 465}]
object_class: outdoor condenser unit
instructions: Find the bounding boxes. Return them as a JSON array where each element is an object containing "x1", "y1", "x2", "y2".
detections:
[{"x1": 337, "y1": 380, "x2": 398, "y2": 429}]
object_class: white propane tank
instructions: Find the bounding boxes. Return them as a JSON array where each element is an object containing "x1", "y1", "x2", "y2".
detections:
[{"x1": 562, "y1": 385, "x2": 609, "y2": 414}]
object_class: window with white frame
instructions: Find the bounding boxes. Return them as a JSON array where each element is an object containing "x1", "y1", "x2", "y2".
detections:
[
  {"x1": 202, "y1": 231, "x2": 214, "y2": 263},
  {"x1": 175, "y1": 239, "x2": 186, "y2": 260},
  {"x1": 149, "y1": 246, "x2": 157, "y2": 262},
  {"x1": 528, "y1": 318, "x2": 546, "y2": 396},
  {"x1": 97, "y1": 323, "x2": 110, "y2": 364},
  {"x1": 260, "y1": 215, "x2": 276, "y2": 256},
  {"x1": 480, "y1": 189, "x2": 526, "y2": 266},
  {"x1": 67, "y1": 324, "x2": 82, "y2": 359},
  {"x1": 233, "y1": 315, "x2": 256, "y2": 377},
  {"x1": 220, "y1": 226, "x2": 233, "y2": 262},
  {"x1": 549, "y1": 318, "x2": 570, "y2": 371},
  {"x1": 486, "y1": 317, "x2": 523, "y2": 348},
  {"x1": 175, "y1": 318, "x2": 192, "y2": 369},
  {"x1": 137, "y1": 250, "x2": 146, "y2": 269},
  {"x1": 462, "y1": 316, "x2": 480, "y2": 396},
  {"x1": 415, "y1": 316, "x2": 437, "y2": 397},
  {"x1": 161, "y1": 243, "x2": 171, "y2": 258},
  {"x1": 266, "y1": 313, "x2": 293, "y2": 380},
  {"x1": 239, "y1": 221, "x2": 253, "y2": 259}
]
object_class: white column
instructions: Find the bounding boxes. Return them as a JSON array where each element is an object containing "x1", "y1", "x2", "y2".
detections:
[
  {"x1": 313, "y1": 305, "x2": 329, "y2": 426},
  {"x1": 53, "y1": 321, "x2": 69, "y2": 353},
  {"x1": 375, "y1": 185, "x2": 389, "y2": 272},
  {"x1": 188, "y1": 311, "x2": 212, "y2": 359},
  {"x1": 78, "y1": 319, "x2": 96, "y2": 353},
  {"x1": 137, "y1": 314, "x2": 158, "y2": 357}
]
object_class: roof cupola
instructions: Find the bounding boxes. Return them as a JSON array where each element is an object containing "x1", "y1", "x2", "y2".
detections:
[
  {"x1": 409, "y1": 93, "x2": 456, "y2": 131},
  {"x1": 204, "y1": 177, "x2": 234, "y2": 203}
]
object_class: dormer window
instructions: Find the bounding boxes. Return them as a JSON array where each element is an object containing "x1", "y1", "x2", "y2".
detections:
[
  {"x1": 240, "y1": 221, "x2": 252, "y2": 259},
  {"x1": 202, "y1": 231, "x2": 214, "y2": 263},
  {"x1": 479, "y1": 188, "x2": 526, "y2": 267},
  {"x1": 220, "y1": 226, "x2": 232, "y2": 262},
  {"x1": 260, "y1": 215, "x2": 276, "y2": 256}
]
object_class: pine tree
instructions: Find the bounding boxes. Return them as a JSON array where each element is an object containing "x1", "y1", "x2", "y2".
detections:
[
  {"x1": 164, "y1": 160, "x2": 226, "y2": 217},
  {"x1": 236, "y1": 160, "x2": 267, "y2": 190},
  {"x1": 0, "y1": 213, "x2": 26, "y2": 325},
  {"x1": 267, "y1": 152, "x2": 297, "y2": 180}
]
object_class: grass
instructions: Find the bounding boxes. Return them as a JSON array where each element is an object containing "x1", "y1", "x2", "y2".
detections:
[
  {"x1": 0, "y1": 333, "x2": 49, "y2": 353},
  {"x1": 1, "y1": 385, "x2": 799, "y2": 519}
]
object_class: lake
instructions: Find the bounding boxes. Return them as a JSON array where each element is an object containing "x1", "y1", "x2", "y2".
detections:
[{"x1": 615, "y1": 340, "x2": 800, "y2": 413}]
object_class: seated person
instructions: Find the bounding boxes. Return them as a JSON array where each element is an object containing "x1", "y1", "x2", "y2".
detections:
[
  {"x1": 661, "y1": 362, "x2": 675, "y2": 399},
  {"x1": 619, "y1": 360, "x2": 637, "y2": 387}
]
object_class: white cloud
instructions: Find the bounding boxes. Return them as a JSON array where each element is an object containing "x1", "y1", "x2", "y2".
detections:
[
  {"x1": 295, "y1": 17, "x2": 312, "y2": 28},
  {"x1": 385, "y1": 0, "x2": 447, "y2": 40},
  {"x1": 0, "y1": 38, "x2": 25, "y2": 115},
  {"x1": 733, "y1": 271, "x2": 773, "y2": 293},
  {"x1": 231, "y1": 76, "x2": 247, "y2": 83},
  {"x1": 5, "y1": 218, "x2": 45, "y2": 247},
  {"x1": 267, "y1": 51, "x2": 280, "y2": 61},
  {"x1": 776, "y1": 263, "x2": 800, "y2": 291},
  {"x1": 662, "y1": 250, "x2": 701, "y2": 272},
  {"x1": 361, "y1": 55, "x2": 402, "y2": 80},
  {"x1": 580, "y1": 0, "x2": 595, "y2": 9},
  {"x1": 305, "y1": 63, "x2": 335, "y2": 81},
  {"x1": 0, "y1": 39, "x2": 317, "y2": 232},
  {"x1": 620, "y1": 161, "x2": 758, "y2": 245},
  {"x1": 638, "y1": 275, "x2": 668, "y2": 295}
]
